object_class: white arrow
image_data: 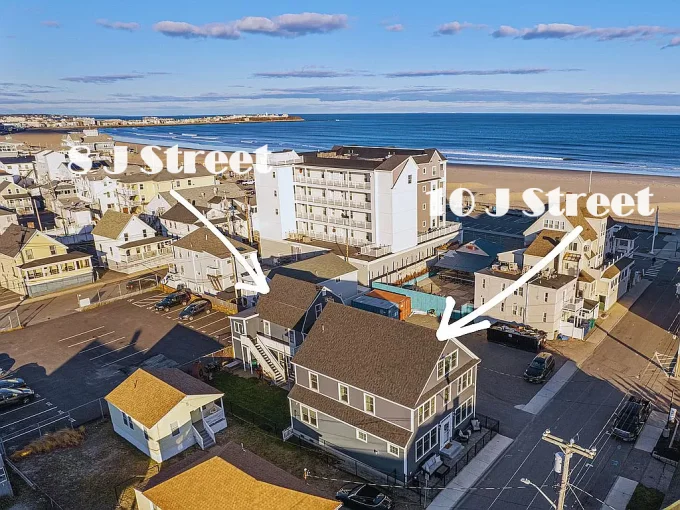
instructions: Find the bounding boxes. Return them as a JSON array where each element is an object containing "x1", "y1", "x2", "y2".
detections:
[
  {"x1": 169, "y1": 189, "x2": 270, "y2": 295},
  {"x1": 437, "y1": 226, "x2": 584, "y2": 341}
]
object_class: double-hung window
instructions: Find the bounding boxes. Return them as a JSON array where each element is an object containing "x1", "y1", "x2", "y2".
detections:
[
  {"x1": 415, "y1": 427, "x2": 438, "y2": 461},
  {"x1": 356, "y1": 429, "x2": 368, "y2": 442},
  {"x1": 454, "y1": 397, "x2": 474, "y2": 426},
  {"x1": 300, "y1": 405, "x2": 318, "y2": 427},
  {"x1": 262, "y1": 320, "x2": 270, "y2": 336},
  {"x1": 388, "y1": 443, "x2": 400, "y2": 457},
  {"x1": 309, "y1": 372, "x2": 319, "y2": 391},
  {"x1": 436, "y1": 350, "x2": 458, "y2": 379},
  {"x1": 364, "y1": 394, "x2": 375, "y2": 414},
  {"x1": 457, "y1": 369, "x2": 473, "y2": 393},
  {"x1": 339, "y1": 384, "x2": 349, "y2": 404},
  {"x1": 122, "y1": 412, "x2": 134, "y2": 430},
  {"x1": 417, "y1": 396, "x2": 436, "y2": 425}
]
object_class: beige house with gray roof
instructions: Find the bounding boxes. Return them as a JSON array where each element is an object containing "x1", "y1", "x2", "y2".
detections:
[
  {"x1": 106, "y1": 368, "x2": 226, "y2": 462},
  {"x1": 92, "y1": 210, "x2": 171, "y2": 273}
]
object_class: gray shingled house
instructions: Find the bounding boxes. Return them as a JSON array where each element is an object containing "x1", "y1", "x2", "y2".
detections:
[
  {"x1": 288, "y1": 302, "x2": 480, "y2": 482},
  {"x1": 229, "y1": 274, "x2": 342, "y2": 384}
]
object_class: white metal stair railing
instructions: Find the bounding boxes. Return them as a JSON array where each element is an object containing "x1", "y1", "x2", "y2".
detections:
[
  {"x1": 241, "y1": 335, "x2": 286, "y2": 383},
  {"x1": 200, "y1": 418, "x2": 216, "y2": 447},
  {"x1": 191, "y1": 424, "x2": 205, "y2": 450}
]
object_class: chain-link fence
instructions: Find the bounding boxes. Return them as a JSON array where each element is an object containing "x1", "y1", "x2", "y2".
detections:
[{"x1": 78, "y1": 274, "x2": 161, "y2": 309}]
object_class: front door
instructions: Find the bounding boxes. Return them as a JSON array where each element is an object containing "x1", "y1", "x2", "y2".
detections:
[
  {"x1": 440, "y1": 414, "x2": 453, "y2": 447},
  {"x1": 242, "y1": 345, "x2": 254, "y2": 373}
]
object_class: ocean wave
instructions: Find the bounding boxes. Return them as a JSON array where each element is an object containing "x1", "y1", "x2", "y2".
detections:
[
  {"x1": 441, "y1": 149, "x2": 564, "y2": 162},
  {"x1": 182, "y1": 133, "x2": 198, "y2": 137}
]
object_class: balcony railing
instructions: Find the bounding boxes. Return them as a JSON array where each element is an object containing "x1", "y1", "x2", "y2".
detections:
[
  {"x1": 294, "y1": 194, "x2": 372, "y2": 210},
  {"x1": 563, "y1": 297, "x2": 584, "y2": 312},
  {"x1": 359, "y1": 244, "x2": 392, "y2": 257},
  {"x1": 295, "y1": 211, "x2": 372, "y2": 230},
  {"x1": 122, "y1": 247, "x2": 172, "y2": 263},
  {"x1": 290, "y1": 229, "x2": 370, "y2": 247},
  {"x1": 417, "y1": 223, "x2": 459, "y2": 243},
  {"x1": 294, "y1": 174, "x2": 371, "y2": 190}
]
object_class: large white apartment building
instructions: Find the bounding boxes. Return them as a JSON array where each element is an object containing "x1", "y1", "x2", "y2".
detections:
[{"x1": 256, "y1": 146, "x2": 459, "y2": 285}]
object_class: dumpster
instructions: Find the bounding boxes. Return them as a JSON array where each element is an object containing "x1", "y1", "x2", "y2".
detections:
[
  {"x1": 487, "y1": 321, "x2": 547, "y2": 353},
  {"x1": 367, "y1": 289, "x2": 412, "y2": 320},
  {"x1": 351, "y1": 295, "x2": 400, "y2": 319}
]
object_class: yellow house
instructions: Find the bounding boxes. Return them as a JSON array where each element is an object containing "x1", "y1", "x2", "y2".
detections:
[
  {"x1": 116, "y1": 166, "x2": 217, "y2": 214},
  {"x1": 0, "y1": 224, "x2": 93, "y2": 297}
]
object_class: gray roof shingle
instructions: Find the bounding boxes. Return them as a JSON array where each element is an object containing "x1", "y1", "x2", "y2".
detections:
[
  {"x1": 268, "y1": 253, "x2": 356, "y2": 284},
  {"x1": 91, "y1": 210, "x2": 133, "y2": 239},
  {"x1": 255, "y1": 275, "x2": 321, "y2": 330}
]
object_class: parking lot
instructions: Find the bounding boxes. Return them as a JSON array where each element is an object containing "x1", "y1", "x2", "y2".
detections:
[{"x1": 0, "y1": 291, "x2": 231, "y2": 449}]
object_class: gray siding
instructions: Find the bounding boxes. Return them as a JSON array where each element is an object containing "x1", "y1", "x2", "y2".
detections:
[
  {"x1": 294, "y1": 365, "x2": 411, "y2": 431},
  {"x1": 290, "y1": 401, "x2": 404, "y2": 478}
]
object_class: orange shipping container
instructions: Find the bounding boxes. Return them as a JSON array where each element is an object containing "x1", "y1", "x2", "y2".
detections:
[{"x1": 367, "y1": 289, "x2": 411, "y2": 320}]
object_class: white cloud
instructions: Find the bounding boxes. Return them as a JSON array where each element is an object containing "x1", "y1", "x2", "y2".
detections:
[
  {"x1": 153, "y1": 12, "x2": 348, "y2": 39},
  {"x1": 385, "y1": 24, "x2": 404, "y2": 32},
  {"x1": 492, "y1": 23, "x2": 680, "y2": 42},
  {"x1": 96, "y1": 19, "x2": 141, "y2": 32},
  {"x1": 436, "y1": 21, "x2": 487, "y2": 35}
]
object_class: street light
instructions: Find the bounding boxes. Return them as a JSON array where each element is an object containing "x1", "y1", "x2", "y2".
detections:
[{"x1": 520, "y1": 478, "x2": 556, "y2": 509}]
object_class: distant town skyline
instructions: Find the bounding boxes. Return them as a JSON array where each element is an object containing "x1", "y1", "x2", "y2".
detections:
[{"x1": 3, "y1": 0, "x2": 680, "y2": 114}]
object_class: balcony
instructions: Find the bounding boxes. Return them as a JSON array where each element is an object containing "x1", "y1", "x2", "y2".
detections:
[
  {"x1": 417, "y1": 223, "x2": 459, "y2": 244},
  {"x1": 359, "y1": 244, "x2": 392, "y2": 257},
  {"x1": 294, "y1": 194, "x2": 372, "y2": 211},
  {"x1": 290, "y1": 229, "x2": 370, "y2": 248},
  {"x1": 295, "y1": 211, "x2": 372, "y2": 230},
  {"x1": 294, "y1": 174, "x2": 371, "y2": 190},
  {"x1": 563, "y1": 297, "x2": 584, "y2": 312}
]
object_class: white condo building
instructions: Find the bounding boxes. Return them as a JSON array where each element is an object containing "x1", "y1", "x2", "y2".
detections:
[{"x1": 256, "y1": 146, "x2": 460, "y2": 285}]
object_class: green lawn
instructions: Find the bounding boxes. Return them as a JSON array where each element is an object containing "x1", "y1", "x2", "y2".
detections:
[
  {"x1": 627, "y1": 484, "x2": 665, "y2": 510},
  {"x1": 211, "y1": 372, "x2": 291, "y2": 430}
]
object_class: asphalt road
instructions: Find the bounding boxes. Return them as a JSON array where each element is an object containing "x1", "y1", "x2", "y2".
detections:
[
  {"x1": 0, "y1": 292, "x2": 230, "y2": 450},
  {"x1": 459, "y1": 261, "x2": 680, "y2": 509}
]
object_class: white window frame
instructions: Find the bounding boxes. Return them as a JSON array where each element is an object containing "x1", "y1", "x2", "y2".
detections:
[
  {"x1": 436, "y1": 350, "x2": 459, "y2": 379},
  {"x1": 364, "y1": 394, "x2": 375, "y2": 414},
  {"x1": 170, "y1": 421, "x2": 180, "y2": 436},
  {"x1": 454, "y1": 396, "x2": 474, "y2": 427},
  {"x1": 417, "y1": 395, "x2": 436, "y2": 425},
  {"x1": 233, "y1": 321, "x2": 244, "y2": 335},
  {"x1": 457, "y1": 368, "x2": 473, "y2": 394},
  {"x1": 262, "y1": 320, "x2": 270, "y2": 336},
  {"x1": 442, "y1": 385, "x2": 451, "y2": 405},
  {"x1": 315, "y1": 303, "x2": 323, "y2": 318},
  {"x1": 356, "y1": 429, "x2": 368, "y2": 442},
  {"x1": 338, "y1": 384, "x2": 349, "y2": 404},
  {"x1": 300, "y1": 405, "x2": 318, "y2": 428},
  {"x1": 415, "y1": 426, "x2": 438, "y2": 461},
  {"x1": 309, "y1": 372, "x2": 319, "y2": 392},
  {"x1": 388, "y1": 443, "x2": 400, "y2": 457}
]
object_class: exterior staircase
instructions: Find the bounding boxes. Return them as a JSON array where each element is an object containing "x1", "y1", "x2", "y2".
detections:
[
  {"x1": 239, "y1": 334, "x2": 286, "y2": 384},
  {"x1": 193, "y1": 420, "x2": 215, "y2": 449}
]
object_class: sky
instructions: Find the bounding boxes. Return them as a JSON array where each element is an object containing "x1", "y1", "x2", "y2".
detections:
[{"x1": 2, "y1": 0, "x2": 680, "y2": 114}]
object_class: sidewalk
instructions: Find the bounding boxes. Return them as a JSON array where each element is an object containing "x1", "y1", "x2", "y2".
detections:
[
  {"x1": 602, "y1": 476, "x2": 637, "y2": 510},
  {"x1": 427, "y1": 434, "x2": 513, "y2": 510},
  {"x1": 515, "y1": 361, "x2": 578, "y2": 415},
  {"x1": 635, "y1": 411, "x2": 668, "y2": 453}
]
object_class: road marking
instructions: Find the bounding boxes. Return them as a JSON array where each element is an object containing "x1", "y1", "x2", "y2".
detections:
[
  {"x1": 79, "y1": 336, "x2": 127, "y2": 353},
  {"x1": 0, "y1": 398, "x2": 46, "y2": 417},
  {"x1": 198, "y1": 317, "x2": 229, "y2": 330},
  {"x1": 0, "y1": 407, "x2": 60, "y2": 429},
  {"x1": 101, "y1": 349, "x2": 149, "y2": 367},
  {"x1": 57, "y1": 326, "x2": 105, "y2": 342},
  {"x1": 89, "y1": 343, "x2": 138, "y2": 360},
  {"x1": 162, "y1": 308, "x2": 182, "y2": 317},
  {"x1": 67, "y1": 331, "x2": 116, "y2": 348},
  {"x1": 209, "y1": 325, "x2": 231, "y2": 335}
]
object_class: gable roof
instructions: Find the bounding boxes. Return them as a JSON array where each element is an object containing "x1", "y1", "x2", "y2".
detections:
[
  {"x1": 256, "y1": 274, "x2": 321, "y2": 330},
  {"x1": 172, "y1": 227, "x2": 254, "y2": 258},
  {"x1": 613, "y1": 225, "x2": 638, "y2": 240},
  {"x1": 268, "y1": 253, "x2": 357, "y2": 284},
  {"x1": 524, "y1": 230, "x2": 566, "y2": 258},
  {"x1": 105, "y1": 368, "x2": 222, "y2": 428},
  {"x1": 91, "y1": 210, "x2": 134, "y2": 239},
  {"x1": 160, "y1": 203, "x2": 210, "y2": 224},
  {"x1": 457, "y1": 239, "x2": 504, "y2": 258},
  {"x1": 141, "y1": 443, "x2": 338, "y2": 510},
  {"x1": 292, "y1": 302, "x2": 454, "y2": 408},
  {"x1": 0, "y1": 224, "x2": 37, "y2": 257}
]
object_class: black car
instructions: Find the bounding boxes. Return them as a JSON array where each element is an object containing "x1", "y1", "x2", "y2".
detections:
[
  {"x1": 0, "y1": 387, "x2": 35, "y2": 407},
  {"x1": 179, "y1": 299, "x2": 212, "y2": 321},
  {"x1": 612, "y1": 396, "x2": 652, "y2": 441},
  {"x1": 335, "y1": 484, "x2": 393, "y2": 509},
  {"x1": 154, "y1": 290, "x2": 191, "y2": 311},
  {"x1": 0, "y1": 378, "x2": 27, "y2": 390},
  {"x1": 523, "y1": 352, "x2": 555, "y2": 383}
]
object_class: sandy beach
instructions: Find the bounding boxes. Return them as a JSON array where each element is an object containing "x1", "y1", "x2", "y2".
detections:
[
  {"x1": 447, "y1": 164, "x2": 680, "y2": 226},
  {"x1": 9, "y1": 131, "x2": 679, "y2": 225}
]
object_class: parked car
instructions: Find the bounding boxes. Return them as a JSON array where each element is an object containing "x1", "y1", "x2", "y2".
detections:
[
  {"x1": 154, "y1": 290, "x2": 191, "y2": 311},
  {"x1": 0, "y1": 387, "x2": 35, "y2": 407},
  {"x1": 125, "y1": 278, "x2": 156, "y2": 291},
  {"x1": 179, "y1": 299, "x2": 212, "y2": 321},
  {"x1": 612, "y1": 396, "x2": 652, "y2": 441},
  {"x1": 335, "y1": 484, "x2": 393, "y2": 509},
  {"x1": 0, "y1": 378, "x2": 27, "y2": 390},
  {"x1": 523, "y1": 352, "x2": 555, "y2": 383}
]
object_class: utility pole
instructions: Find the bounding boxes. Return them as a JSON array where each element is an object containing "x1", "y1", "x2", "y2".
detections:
[{"x1": 541, "y1": 430, "x2": 596, "y2": 510}]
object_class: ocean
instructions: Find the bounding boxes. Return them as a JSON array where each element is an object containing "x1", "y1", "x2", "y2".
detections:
[{"x1": 102, "y1": 114, "x2": 680, "y2": 177}]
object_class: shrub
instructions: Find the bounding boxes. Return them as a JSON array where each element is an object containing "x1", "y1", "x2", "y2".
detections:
[{"x1": 11, "y1": 427, "x2": 85, "y2": 460}]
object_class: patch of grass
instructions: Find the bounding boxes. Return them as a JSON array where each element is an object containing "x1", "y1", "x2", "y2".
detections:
[
  {"x1": 11, "y1": 427, "x2": 85, "y2": 461},
  {"x1": 627, "y1": 484, "x2": 665, "y2": 510},
  {"x1": 211, "y1": 371, "x2": 290, "y2": 430}
]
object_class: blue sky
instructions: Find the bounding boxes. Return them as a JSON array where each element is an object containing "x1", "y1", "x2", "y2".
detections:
[{"x1": 3, "y1": 0, "x2": 680, "y2": 114}]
